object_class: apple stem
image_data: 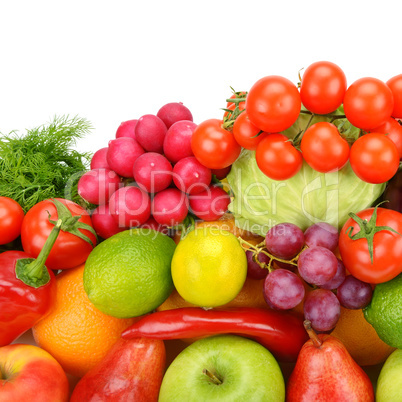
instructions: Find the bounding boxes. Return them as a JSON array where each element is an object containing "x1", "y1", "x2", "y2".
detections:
[
  {"x1": 203, "y1": 369, "x2": 223, "y2": 385},
  {"x1": 303, "y1": 320, "x2": 322, "y2": 348}
]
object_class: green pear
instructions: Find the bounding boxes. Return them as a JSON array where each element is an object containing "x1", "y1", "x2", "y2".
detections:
[{"x1": 376, "y1": 349, "x2": 402, "y2": 402}]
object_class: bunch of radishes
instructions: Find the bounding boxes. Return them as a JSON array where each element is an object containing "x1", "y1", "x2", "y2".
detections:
[{"x1": 77, "y1": 102, "x2": 230, "y2": 239}]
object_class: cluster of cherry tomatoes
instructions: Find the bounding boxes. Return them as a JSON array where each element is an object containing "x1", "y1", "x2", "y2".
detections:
[{"x1": 191, "y1": 61, "x2": 402, "y2": 184}]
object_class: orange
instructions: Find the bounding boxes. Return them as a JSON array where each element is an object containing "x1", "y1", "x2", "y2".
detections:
[
  {"x1": 32, "y1": 264, "x2": 136, "y2": 378},
  {"x1": 330, "y1": 306, "x2": 396, "y2": 367},
  {"x1": 158, "y1": 276, "x2": 268, "y2": 312},
  {"x1": 173, "y1": 213, "x2": 264, "y2": 244}
]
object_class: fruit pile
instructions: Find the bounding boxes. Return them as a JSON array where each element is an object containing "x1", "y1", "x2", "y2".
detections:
[{"x1": 1, "y1": 61, "x2": 402, "y2": 401}]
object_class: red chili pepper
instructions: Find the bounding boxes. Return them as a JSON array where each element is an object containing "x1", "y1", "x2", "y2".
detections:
[
  {"x1": 121, "y1": 306, "x2": 308, "y2": 362},
  {"x1": 0, "y1": 220, "x2": 62, "y2": 346}
]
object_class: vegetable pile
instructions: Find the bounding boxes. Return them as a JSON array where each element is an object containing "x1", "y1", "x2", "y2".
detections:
[{"x1": 1, "y1": 60, "x2": 402, "y2": 401}]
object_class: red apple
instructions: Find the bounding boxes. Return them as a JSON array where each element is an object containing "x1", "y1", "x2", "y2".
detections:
[
  {"x1": 0, "y1": 343, "x2": 69, "y2": 402},
  {"x1": 70, "y1": 337, "x2": 166, "y2": 401}
]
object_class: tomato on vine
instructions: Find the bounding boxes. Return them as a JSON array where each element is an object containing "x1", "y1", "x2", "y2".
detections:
[
  {"x1": 300, "y1": 61, "x2": 347, "y2": 115},
  {"x1": 300, "y1": 122, "x2": 350, "y2": 173},
  {"x1": 191, "y1": 119, "x2": 241, "y2": 169},
  {"x1": 372, "y1": 117, "x2": 402, "y2": 159},
  {"x1": 256, "y1": 133, "x2": 303, "y2": 181},
  {"x1": 339, "y1": 205, "x2": 402, "y2": 283},
  {"x1": 386, "y1": 74, "x2": 402, "y2": 118},
  {"x1": 246, "y1": 75, "x2": 301, "y2": 133},
  {"x1": 349, "y1": 133, "x2": 399, "y2": 184},
  {"x1": 343, "y1": 77, "x2": 394, "y2": 129},
  {"x1": 233, "y1": 111, "x2": 268, "y2": 150}
]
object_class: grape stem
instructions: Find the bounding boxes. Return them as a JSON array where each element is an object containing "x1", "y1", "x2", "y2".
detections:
[{"x1": 238, "y1": 237, "x2": 303, "y2": 272}]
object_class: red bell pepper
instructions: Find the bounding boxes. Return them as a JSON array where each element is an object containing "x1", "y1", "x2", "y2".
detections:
[
  {"x1": 0, "y1": 219, "x2": 62, "y2": 346},
  {"x1": 122, "y1": 306, "x2": 309, "y2": 362}
]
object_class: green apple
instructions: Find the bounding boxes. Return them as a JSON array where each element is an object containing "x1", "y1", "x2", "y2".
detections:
[
  {"x1": 376, "y1": 349, "x2": 402, "y2": 401},
  {"x1": 158, "y1": 334, "x2": 285, "y2": 402}
]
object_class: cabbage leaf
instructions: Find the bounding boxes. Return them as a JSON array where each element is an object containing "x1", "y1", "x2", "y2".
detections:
[{"x1": 227, "y1": 150, "x2": 386, "y2": 235}]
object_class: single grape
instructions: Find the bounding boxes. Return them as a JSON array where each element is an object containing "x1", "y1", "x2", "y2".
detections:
[
  {"x1": 133, "y1": 152, "x2": 172, "y2": 193},
  {"x1": 263, "y1": 269, "x2": 305, "y2": 310},
  {"x1": 320, "y1": 258, "x2": 346, "y2": 290},
  {"x1": 297, "y1": 246, "x2": 338, "y2": 286},
  {"x1": 173, "y1": 156, "x2": 211, "y2": 195},
  {"x1": 336, "y1": 275, "x2": 373, "y2": 309},
  {"x1": 265, "y1": 223, "x2": 304, "y2": 260},
  {"x1": 246, "y1": 250, "x2": 270, "y2": 279},
  {"x1": 274, "y1": 260, "x2": 297, "y2": 271},
  {"x1": 303, "y1": 289, "x2": 341, "y2": 331},
  {"x1": 304, "y1": 222, "x2": 339, "y2": 251}
]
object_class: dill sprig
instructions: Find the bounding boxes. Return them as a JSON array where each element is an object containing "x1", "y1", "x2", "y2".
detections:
[{"x1": 0, "y1": 115, "x2": 93, "y2": 212}]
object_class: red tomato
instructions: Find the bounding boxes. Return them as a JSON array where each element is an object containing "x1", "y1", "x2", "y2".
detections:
[
  {"x1": 191, "y1": 119, "x2": 241, "y2": 169},
  {"x1": 300, "y1": 122, "x2": 350, "y2": 173},
  {"x1": 256, "y1": 133, "x2": 303, "y2": 180},
  {"x1": 343, "y1": 77, "x2": 394, "y2": 130},
  {"x1": 372, "y1": 117, "x2": 402, "y2": 159},
  {"x1": 339, "y1": 207, "x2": 402, "y2": 283},
  {"x1": 349, "y1": 133, "x2": 399, "y2": 184},
  {"x1": 386, "y1": 74, "x2": 402, "y2": 118},
  {"x1": 21, "y1": 198, "x2": 97, "y2": 270},
  {"x1": 233, "y1": 111, "x2": 268, "y2": 150},
  {"x1": 300, "y1": 61, "x2": 347, "y2": 115},
  {"x1": 246, "y1": 75, "x2": 301, "y2": 133},
  {"x1": 0, "y1": 197, "x2": 25, "y2": 245}
]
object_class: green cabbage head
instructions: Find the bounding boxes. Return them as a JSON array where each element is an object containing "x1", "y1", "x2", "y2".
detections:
[{"x1": 227, "y1": 150, "x2": 386, "y2": 236}]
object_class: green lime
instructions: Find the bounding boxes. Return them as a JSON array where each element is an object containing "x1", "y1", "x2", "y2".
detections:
[
  {"x1": 83, "y1": 228, "x2": 176, "y2": 318},
  {"x1": 364, "y1": 273, "x2": 402, "y2": 349},
  {"x1": 171, "y1": 227, "x2": 247, "y2": 308}
]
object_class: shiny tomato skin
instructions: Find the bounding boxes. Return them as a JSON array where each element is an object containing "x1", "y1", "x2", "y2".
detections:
[
  {"x1": 246, "y1": 75, "x2": 301, "y2": 133},
  {"x1": 386, "y1": 74, "x2": 402, "y2": 118},
  {"x1": 301, "y1": 122, "x2": 350, "y2": 173},
  {"x1": 0, "y1": 197, "x2": 25, "y2": 245},
  {"x1": 21, "y1": 198, "x2": 97, "y2": 270},
  {"x1": 343, "y1": 77, "x2": 394, "y2": 130},
  {"x1": 300, "y1": 61, "x2": 347, "y2": 115},
  {"x1": 349, "y1": 133, "x2": 399, "y2": 184},
  {"x1": 339, "y1": 207, "x2": 402, "y2": 283},
  {"x1": 256, "y1": 133, "x2": 303, "y2": 180},
  {"x1": 191, "y1": 119, "x2": 241, "y2": 169},
  {"x1": 233, "y1": 112, "x2": 268, "y2": 150},
  {"x1": 372, "y1": 117, "x2": 402, "y2": 159}
]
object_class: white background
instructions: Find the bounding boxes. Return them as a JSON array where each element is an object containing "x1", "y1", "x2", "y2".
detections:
[{"x1": 1, "y1": 0, "x2": 401, "y2": 154}]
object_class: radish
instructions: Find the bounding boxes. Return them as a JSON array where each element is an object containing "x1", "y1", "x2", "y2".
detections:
[
  {"x1": 173, "y1": 156, "x2": 211, "y2": 195},
  {"x1": 133, "y1": 152, "x2": 172, "y2": 193},
  {"x1": 91, "y1": 204, "x2": 125, "y2": 239},
  {"x1": 163, "y1": 120, "x2": 197, "y2": 163},
  {"x1": 107, "y1": 137, "x2": 145, "y2": 178},
  {"x1": 116, "y1": 119, "x2": 138, "y2": 139},
  {"x1": 109, "y1": 186, "x2": 151, "y2": 227},
  {"x1": 157, "y1": 102, "x2": 193, "y2": 128},
  {"x1": 152, "y1": 188, "x2": 189, "y2": 227},
  {"x1": 135, "y1": 114, "x2": 167, "y2": 153},
  {"x1": 78, "y1": 168, "x2": 122, "y2": 205},
  {"x1": 90, "y1": 147, "x2": 110, "y2": 170},
  {"x1": 211, "y1": 166, "x2": 232, "y2": 180},
  {"x1": 189, "y1": 185, "x2": 230, "y2": 221}
]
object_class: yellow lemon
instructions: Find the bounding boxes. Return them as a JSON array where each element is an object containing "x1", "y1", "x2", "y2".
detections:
[{"x1": 171, "y1": 226, "x2": 247, "y2": 308}]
